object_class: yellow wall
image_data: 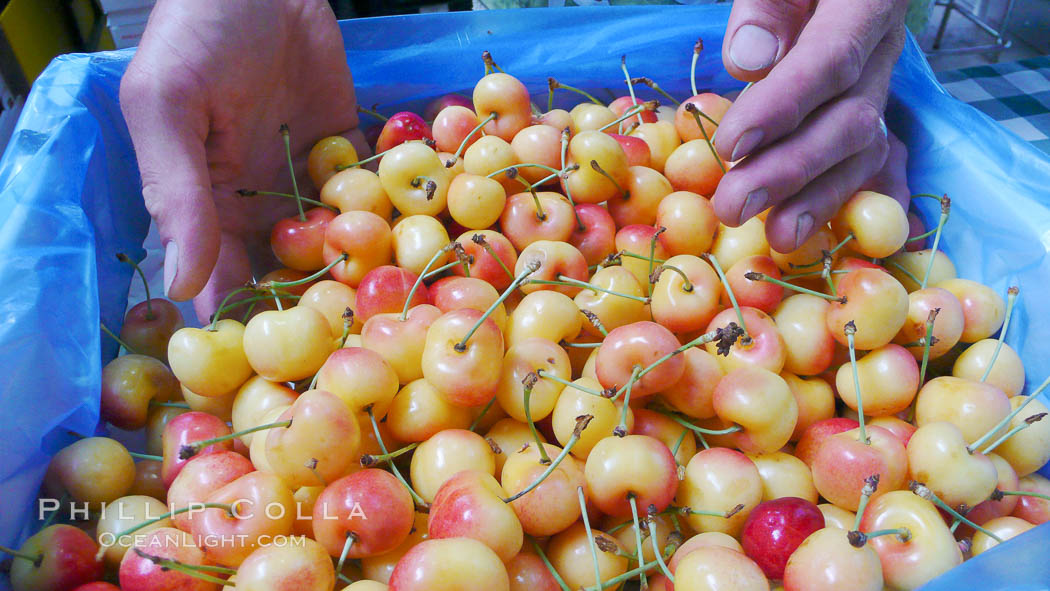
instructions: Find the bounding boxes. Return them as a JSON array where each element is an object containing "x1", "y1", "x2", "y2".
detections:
[{"x1": 0, "y1": 0, "x2": 108, "y2": 86}]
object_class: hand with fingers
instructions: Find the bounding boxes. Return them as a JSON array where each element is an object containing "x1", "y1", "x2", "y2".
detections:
[
  {"x1": 711, "y1": 0, "x2": 912, "y2": 254},
  {"x1": 119, "y1": 0, "x2": 367, "y2": 324}
]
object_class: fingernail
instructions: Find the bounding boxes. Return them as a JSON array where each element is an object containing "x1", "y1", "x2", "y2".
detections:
[
  {"x1": 729, "y1": 24, "x2": 779, "y2": 72},
  {"x1": 795, "y1": 213, "x2": 814, "y2": 250},
  {"x1": 163, "y1": 241, "x2": 178, "y2": 298},
  {"x1": 739, "y1": 188, "x2": 769, "y2": 224},
  {"x1": 731, "y1": 129, "x2": 764, "y2": 162}
]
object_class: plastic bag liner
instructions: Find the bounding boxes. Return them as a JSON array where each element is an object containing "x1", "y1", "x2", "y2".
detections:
[{"x1": 1, "y1": 5, "x2": 1049, "y2": 588}]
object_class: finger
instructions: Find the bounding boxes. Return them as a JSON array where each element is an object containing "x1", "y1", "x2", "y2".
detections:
[
  {"x1": 191, "y1": 232, "x2": 252, "y2": 325},
  {"x1": 715, "y1": 0, "x2": 906, "y2": 163},
  {"x1": 764, "y1": 135, "x2": 890, "y2": 253},
  {"x1": 120, "y1": 61, "x2": 219, "y2": 303},
  {"x1": 721, "y1": 0, "x2": 814, "y2": 82},
  {"x1": 713, "y1": 27, "x2": 904, "y2": 226},
  {"x1": 859, "y1": 130, "x2": 910, "y2": 211}
]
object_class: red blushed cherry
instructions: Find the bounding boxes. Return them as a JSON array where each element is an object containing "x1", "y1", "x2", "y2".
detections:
[
  {"x1": 609, "y1": 134, "x2": 652, "y2": 168},
  {"x1": 500, "y1": 191, "x2": 576, "y2": 252},
  {"x1": 270, "y1": 206, "x2": 337, "y2": 272},
  {"x1": 794, "y1": 417, "x2": 860, "y2": 467},
  {"x1": 453, "y1": 230, "x2": 519, "y2": 292},
  {"x1": 740, "y1": 497, "x2": 825, "y2": 580},
  {"x1": 313, "y1": 469, "x2": 415, "y2": 559},
  {"x1": 569, "y1": 203, "x2": 617, "y2": 266},
  {"x1": 729, "y1": 255, "x2": 784, "y2": 314},
  {"x1": 72, "y1": 584, "x2": 120, "y2": 591},
  {"x1": 674, "y1": 93, "x2": 731, "y2": 142},
  {"x1": 595, "y1": 321, "x2": 685, "y2": 400},
  {"x1": 424, "y1": 93, "x2": 474, "y2": 121},
  {"x1": 120, "y1": 298, "x2": 184, "y2": 365},
  {"x1": 433, "y1": 105, "x2": 481, "y2": 154},
  {"x1": 119, "y1": 528, "x2": 215, "y2": 591},
  {"x1": 161, "y1": 411, "x2": 234, "y2": 486},
  {"x1": 376, "y1": 111, "x2": 433, "y2": 154},
  {"x1": 355, "y1": 265, "x2": 429, "y2": 324},
  {"x1": 608, "y1": 96, "x2": 658, "y2": 124},
  {"x1": 584, "y1": 434, "x2": 679, "y2": 517},
  {"x1": 8, "y1": 525, "x2": 103, "y2": 591},
  {"x1": 811, "y1": 425, "x2": 907, "y2": 511}
]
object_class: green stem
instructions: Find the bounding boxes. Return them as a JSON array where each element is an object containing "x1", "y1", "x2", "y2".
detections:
[
  {"x1": 578, "y1": 486, "x2": 606, "y2": 591},
  {"x1": 128, "y1": 452, "x2": 163, "y2": 461},
  {"x1": 997, "y1": 489, "x2": 1050, "y2": 502},
  {"x1": 116, "y1": 253, "x2": 153, "y2": 318},
  {"x1": 655, "y1": 264, "x2": 694, "y2": 292},
  {"x1": 448, "y1": 112, "x2": 497, "y2": 165},
  {"x1": 505, "y1": 415, "x2": 592, "y2": 503},
  {"x1": 909, "y1": 482, "x2": 1001, "y2": 542},
  {"x1": 150, "y1": 401, "x2": 190, "y2": 409},
  {"x1": 781, "y1": 269, "x2": 850, "y2": 281},
  {"x1": 401, "y1": 245, "x2": 453, "y2": 321},
  {"x1": 690, "y1": 38, "x2": 701, "y2": 97},
  {"x1": 886, "y1": 259, "x2": 923, "y2": 289},
  {"x1": 628, "y1": 495, "x2": 647, "y2": 589},
  {"x1": 236, "y1": 190, "x2": 337, "y2": 213},
  {"x1": 104, "y1": 503, "x2": 233, "y2": 558},
  {"x1": 844, "y1": 321, "x2": 869, "y2": 445},
  {"x1": 486, "y1": 162, "x2": 561, "y2": 179},
  {"x1": 647, "y1": 510, "x2": 674, "y2": 582},
  {"x1": 645, "y1": 227, "x2": 665, "y2": 299},
  {"x1": 967, "y1": 374, "x2": 1050, "y2": 452},
  {"x1": 537, "y1": 370, "x2": 606, "y2": 397},
  {"x1": 620, "y1": 250, "x2": 666, "y2": 264},
  {"x1": 527, "y1": 277, "x2": 649, "y2": 303},
  {"x1": 336, "y1": 533, "x2": 357, "y2": 576},
  {"x1": 421, "y1": 260, "x2": 459, "y2": 280},
  {"x1": 631, "y1": 76, "x2": 680, "y2": 106},
  {"x1": 263, "y1": 254, "x2": 347, "y2": 289},
  {"x1": 685, "y1": 103, "x2": 725, "y2": 173},
  {"x1": 562, "y1": 340, "x2": 602, "y2": 349},
  {"x1": 682, "y1": 503, "x2": 745, "y2": 519},
  {"x1": 100, "y1": 321, "x2": 137, "y2": 354},
  {"x1": 919, "y1": 196, "x2": 951, "y2": 290},
  {"x1": 982, "y1": 414, "x2": 1047, "y2": 455},
  {"x1": 549, "y1": 78, "x2": 602, "y2": 105},
  {"x1": 660, "y1": 412, "x2": 743, "y2": 437},
  {"x1": 366, "y1": 406, "x2": 427, "y2": 508},
  {"x1": 532, "y1": 540, "x2": 572, "y2": 591},
  {"x1": 671, "y1": 429, "x2": 689, "y2": 458},
  {"x1": 744, "y1": 272, "x2": 845, "y2": 302},
  {"x1": 0, "y1": 545, "x2": 42, "y2": 566},
  {"x1": 621, "y1": 56, "x2": 643, "y2": 128},
  {"x1": 133, "y1": 549, "x2": 232, "y2": 586},
  {"x1": 853, "y1": 475, "x2": 880, "y2": 531},
  {"x1": 278, "y1": 124, "x2": 305, "y2": 222},
  {"x1": 180, "y1": 420, "x2": 291, "y2": 460},
  {"x1": 469, "y1": 397, "x2": 498, "y2": 432},
  {"x1": 704, "y1": 253, "x2": 750, "y2": 343},
  {"x1": 360, "y1": 443, "x2": 419, "y2": 467},
  {"x1": 470, "y1": 233, "x2": 515, "y2": 281},
  {"x1": 919, "y1": 309, "x2": 938, "y2": 386},
  {"x1": 614, "y1": 366, "x2": 642, "y2": 435},
  {"x1": 522, "y1": 373, "x2": 552, "y2": 464},
  {"x1": 209, "y1": 287, "x2": 253, "y2": 330},
  {"x1": 455, "y1": 261, "x2": 540, "y2": 351},
  {"x1": 599, "y1": 105, "x2": 648, "y2": 134},
  {"x1": 357, "y1": 104, "x2": 388, "y2": 122},
  {"x1": 981, "y1": 286, "x2": 1019, "y2": 382}
]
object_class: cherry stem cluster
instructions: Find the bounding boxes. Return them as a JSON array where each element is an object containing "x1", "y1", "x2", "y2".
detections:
[
  {"x1": 911, "y1": 481, "x2": 1002, "y2": 541},
  {"x1": 967, "y1": 373, "x2": 1050, "y2": 453},
  {"x1": 366, "y1": 406, "x2": 427, "y2": 509}
]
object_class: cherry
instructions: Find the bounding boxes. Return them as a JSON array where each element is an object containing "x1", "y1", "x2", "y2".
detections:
[
  {"x1": 376, "y1": 111, "x2": 433, "y2": 154},
  {"x1": 313, "y1": 469, "x2": 415, "y2": 559},
  {"x1": 234, "y1": 537, "x2": 335, "y2": 591},
  {"x1": 118, "y1": 527, "x2": 215, "y2": 591},
  {"x1": 322, "y1": 210, "x2": 393, "y2": 288},
  {"x1": 568, "y1": 203, "x2": 617, "y2": 266},
  {"x1": 388, "y1": 537, "x2": 510, "y2": 591},
  {"x1": 308, "y1": 136, "x2": 358, "y2": 189},
  {"x1": 474, "y1": 72, "x2": 531, "y2": 142},
  {"x1": 355, "y1": 265, "x2": 429, "y2": 324},
  {"x1": 6, "y1": 525, "x2": 103, "y2": 591},
  {"x1": 100, "y1": 354, "x2": 180, "y2": 431},
  {"x1": 270, "y1": 206, "x2": 337, "y2": 272},
  {"x1": 740, "y1": 497, "x2": 824, "y2": 580},
  {"x1": 320, "y1": 167, "x2": 394, "y2": 220},
  {"x1": 428, "y1": 470, "x2": 523, "y2": 562},
  {"x1": 782, "y1": 527, "x2": 883, "y2": 591},
  {"x1": 595, "y1": 321, "x2": 685, "y2": 400}
]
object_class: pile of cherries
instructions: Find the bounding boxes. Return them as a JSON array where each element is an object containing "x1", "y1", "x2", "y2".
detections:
[{"x1": 6, "y1": 49, "x2": 1050, "y2": 591}]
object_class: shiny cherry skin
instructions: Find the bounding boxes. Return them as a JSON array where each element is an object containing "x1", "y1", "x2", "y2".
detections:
[{"x1": 741, "y1": 497, "x2": 829, "y2": 580}]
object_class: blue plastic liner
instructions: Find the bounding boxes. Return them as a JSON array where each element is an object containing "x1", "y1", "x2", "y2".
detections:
[{"x1": 1, "y1": 5, "x2": 1049, "y2": 589}]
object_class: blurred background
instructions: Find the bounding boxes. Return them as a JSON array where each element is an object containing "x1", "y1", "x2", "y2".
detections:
[{"x1": 1, "y1": 0, "x2": 1048, "y2": 151}]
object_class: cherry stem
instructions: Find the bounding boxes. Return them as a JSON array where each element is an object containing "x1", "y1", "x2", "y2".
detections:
[
  {"x1": 276, "y1": 125, "x2": 306, "y2": 223},
  {"x1": 626, "y1": 495, "x2": 648, "y2": 589},
  {"x1": 133, "y1": 549, "x2": 233, "y2": 586},
  {"x1": 909, "y1": 481, "x2": 1002, "y2": 542},
  {"x1": 611, "y1": 324, "x2": 744, "y2": 404},
  {"x1": 516, "y1": 174, "x2": 548, "y2": 221},
  {"x1": 996, "y1": 489, "x2": 1050, "y2": 502},
  {"x1": 654, "y1": 264, "x2": 694, "y2": 292},
  {"x1": 620, "y1": 56, "x2": 642, "y2": 128},
  {"x1": 116, "y1": 253, "x2": 154, "y2": 318},
  {"x1": 261, "y1": 254, "x2": 348, "y2": 290},
  {"x1": 336, "y1": 574, "x2": 354, "y2": 586},
  {"x1": 671, "y1": 429, "x2": 690, "y2": 459},
  {"x1": 128, "y1": 451, "x2": 163, "y2": 461},
  {"x1": 614, "y1": 366, "x2": 643, "y2": 436},
  {"x1": 180, "y1": 420, "x2": 291, "y2": 460},
  {"x1": 982, "y1": 413, "x2": 1047, "y2": 455},
  {"x1": 683, "y1": 503, "x2": 746, "y2": 519},
  {"x1": 360, "y1": 442, "x2": 418, "y2": 467},
  {"x1": 529, "y1": 276, "x2": 649, "y2": 303},
  {"x1": 906, "y1": 226, "x2": 939, "y2": 243},
  {"x1": 562, "y1": 340, "x2": 602, "y2": 348},
  {"x1": 557, "y1": 130, "x2": 587, "y2": 232},
  {"x1": 919, "y1": 308, "x2": 939, "y2": 386},
  {"x1": 967, "y1": 375, "x2": 1050, "y2": 453},
  {"x1": 919, "y1": 196, "x2": 951, "y2": 290},
  {"x1": 745, "y1": 271, "x2": 846, "y2": 303},
  {"x1": 366, "y1": 406, "x2": 427, "y2": 509},
  {"x1": 584, "y1": 549, "x2": 678, "y2": 591},
  {"x1": 599, "y1": 104, "x2": 650, "y2": 134},
  {"x1": 580, "y1": 310, "x2": 609, "y2": 336},
  {"x1": 645, "y1": 227, "x2": 667, "y2": 299},
  {"x1": 455, "y1": 261, "x2": 540, "y2": 352},
  {"x1": 589, "y1": 160, "x2": 629, "y2": 201},
  {"x1": 911, "y1": 192, "x2": 946, "y2": 201},
  {"x1": 486, "y1": 162, "x2": 561, "y2": 180},
  {"x1": 619, "y1": 250, "x2": 667, "y2": 265},
  {"x1": 103, "y1": 503, "x2": 233, "y2": 559},
  {"x1": 209, "y1": 286, "x2": 254, "y2": 330},
  {"x1": 468, "y1": 398, "x2": 498, "y2": 433},
  {"x1": 0, "y1": 545, "x2": 42, "y2": 567},
  {"x1": 530, "y1": 540, "x2": 572, "y2": 591},
  {"x1": 357, "y1": 104, "x2": 388, "y2": 122},
  {"x1": 236, "y1": 190, "x2": 337, "y2": 213},
  {"x1": 791, "y1": 234, "x2": 854, "y2": 271},
  {"x1": 690, "y1": 37, "x2": 702, "y2": 97},
  {"x1": 658, "y1": 409, "x2": 743, "y2": 437},
  {"x1": 303, "y1": 458, "x2": 328, "y2": 487},
  {"x1": 853, "y1": 474, "x2": 881, "y2": 531},
  {"x1": 631, "y1": 76, "x2": 680, "y2": 106},
  {"x1": 844, "y1": 321, "x2": 870, "y2": 445},
  {"x1": 704, "y1": 253, "x2": 751, "y2": 344},
  {"x1": 448, "y1": 112, "x2": 498, "y2": 165},
  {"x1": 981, "y1": 286, "x2": 1019, "y2": 383},
  {"x1": 577, "y1": 486, "x2": 606, "y2": 590},
  {"x1": 505, "y1": 415, "x2": 592, "y2": 504},
  {"x1": 849, "y1": 528, "x2": 911, "y2": 548},
  {"x1": 469, "y1": 234, "x2": 514, "y2": 281},
  {"x1": 100, "y1": 321, "x2": 137, "y2": 355},
  {"x1": 646, "y1": 508, "x2": 675, "y2": 583},
  {"x1": 521, "y1": 373, "x2": 552, "y2": 465},
  {"x1": 482, "y1": 50, "x2": 504, "y2": 74},
  {"x1": 781, "y1": 269, "x2": 850, "y2": 281},
  {"x1": 549, "y1": 77, "x2": 602, "y2": 105},
  {"x1": 538, "y1": 370, "x2": 605, "y2": 397},
  {"x1": 401, "y1": 245, "x2": 453, "y2": 321},
  {"x1": 684, "y1": 103, "x2": 725, "y2": 173},
  {"x1": 339, "y1": 308, "x2": 355, "y2": 347},
  {"x1": 336, "y1": 532, "x2": 357, "y2": 576}
]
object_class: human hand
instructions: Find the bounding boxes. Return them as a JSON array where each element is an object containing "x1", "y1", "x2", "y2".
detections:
[
  {"x1": 120, "y1": 0, "x2": 367, "y2": 323},
  {"x1": 710, "y1": 0, "x2": 910, "y2": 253}
]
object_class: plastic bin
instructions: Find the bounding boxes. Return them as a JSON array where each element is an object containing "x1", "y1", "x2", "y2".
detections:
[{"x1": 3, "y1": 5, "x2": 1050, "y2": 589}]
